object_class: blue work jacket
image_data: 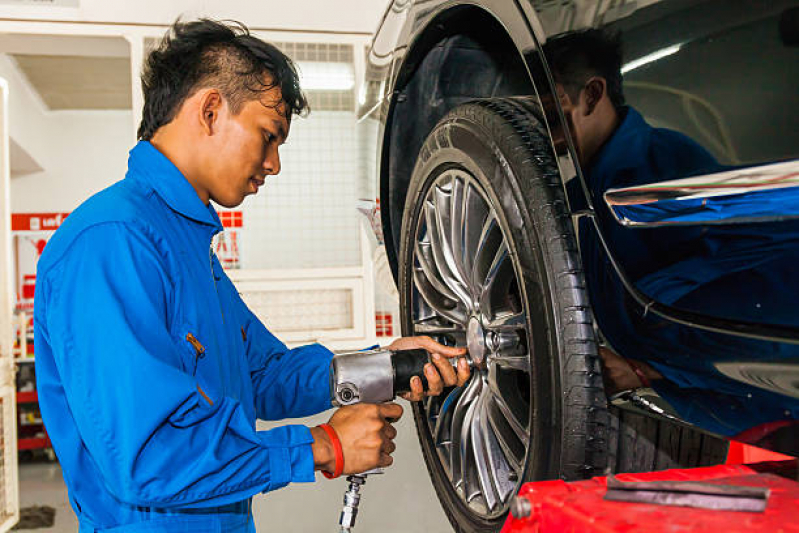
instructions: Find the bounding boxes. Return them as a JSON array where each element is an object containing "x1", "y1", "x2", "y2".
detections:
[{"x1": 34, "y1": 141, "x2": 334, "y2": 532}]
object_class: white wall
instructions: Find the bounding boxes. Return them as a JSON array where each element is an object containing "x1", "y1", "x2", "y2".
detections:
[
  {"x1": 0, "y1": 54, "x2": 132, "y2": 213},
  {"x1": 0, "y1": 0, "x2": 387, "y2": 35},
  {"x1": 10, "y1": 111, "x2": 131, "y2": 212},
  {"x1": 239, "y1": 111, "x2": 361, "y2": 269}
]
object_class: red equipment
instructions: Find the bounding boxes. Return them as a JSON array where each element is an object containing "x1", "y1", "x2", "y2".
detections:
[{"x1": 502, "y1": 461, "x2": 799, "y2": 533}]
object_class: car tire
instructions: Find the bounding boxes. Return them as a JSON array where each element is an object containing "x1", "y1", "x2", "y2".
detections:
[
  {"x1": 397, "y1": 98, "x2": 727, "y2": 532},
  {"x1": 398, "y1": 97, "x2": 608, "y2": 531},
  {"x1": 608, "y1": 407, "x2": 729, "y2": 474}
]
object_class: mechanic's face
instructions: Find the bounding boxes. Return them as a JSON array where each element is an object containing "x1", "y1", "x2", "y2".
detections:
[
  {"x1": 553, "y1": 83, "x2": 586, "y2": 162},
  {"x1": 556, "y1": 78, "x2": 609, "y2": 168},
  {"x1": 202, "y1": 86, "x2": 289, "y2": 208},
  {"x1": 543, "y1": 84, "x2": 575, "y2": 156}
]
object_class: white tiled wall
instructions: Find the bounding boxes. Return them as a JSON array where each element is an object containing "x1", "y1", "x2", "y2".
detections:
[
  {"x1": 235, "y1": 110, "x2": 361, "y2": 270},
  {"x1": 240, "y1": 288, "x2": 353, "y2": 332}
]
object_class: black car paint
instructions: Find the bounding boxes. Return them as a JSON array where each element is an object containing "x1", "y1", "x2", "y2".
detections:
[{"x1": 360, "y1": 0, "x2": 799, "y2": 454}]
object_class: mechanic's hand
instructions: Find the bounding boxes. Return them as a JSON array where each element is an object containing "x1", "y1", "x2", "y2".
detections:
[
  {"x1": 599, "y1": 346, "x2": 663, "y2": 396},
  {"x1": 312, "y1": 402, "x2": 404, "y2": 475},
  {"x1": 387, "y1": 336, "x2": 470, "y2": 401}
]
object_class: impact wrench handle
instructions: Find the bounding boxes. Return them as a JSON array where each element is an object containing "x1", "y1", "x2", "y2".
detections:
[{"x1": 329, "y1": 348, "x2": 436, "y2": 531}]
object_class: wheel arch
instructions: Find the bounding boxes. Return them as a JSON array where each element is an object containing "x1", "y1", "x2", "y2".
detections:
[{"x1": 380, "y1": 4, "x2": 543, "y2": 283}]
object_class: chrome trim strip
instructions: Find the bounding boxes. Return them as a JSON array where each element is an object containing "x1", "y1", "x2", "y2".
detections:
[{"x1": 604, "y1": 159, "x2": 799, "y2": 227}]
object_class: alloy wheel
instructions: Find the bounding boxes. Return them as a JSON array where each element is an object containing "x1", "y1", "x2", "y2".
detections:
[{"x1": 410, "y1": 169, "x2": 532, "y2": 519}]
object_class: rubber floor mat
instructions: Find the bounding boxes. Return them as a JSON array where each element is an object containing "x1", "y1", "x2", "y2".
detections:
[{"x1": 12, "y1": 506, "x2": 55, "y2": 530}]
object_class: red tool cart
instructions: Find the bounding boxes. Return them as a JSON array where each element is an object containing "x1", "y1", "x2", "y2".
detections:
[
  {"x1": 14, "y1": 325, "x2": 53, "y2": 459},
  {"x1": 17, "y1": 389, "x2": 52, "y2": 455},
  {"x1": 502, "y1": 457, "x2": 799, "y2": 533}
]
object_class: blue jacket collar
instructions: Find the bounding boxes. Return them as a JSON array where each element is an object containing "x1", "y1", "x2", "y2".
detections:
[
  {"x1": 588, "y1": 107, "x2": 651, "y2": 193},
  {"x1": 127, "y1": 141, "x2": 223, "y2": 231}
]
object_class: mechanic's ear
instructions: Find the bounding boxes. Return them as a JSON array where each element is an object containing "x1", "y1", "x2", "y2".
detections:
[
  {"x1": 199, "y1": 89, "x2": 223, "y2": 136},
  {"x1": 582, "y1": 77, "x2": 606, "y2": 116}
]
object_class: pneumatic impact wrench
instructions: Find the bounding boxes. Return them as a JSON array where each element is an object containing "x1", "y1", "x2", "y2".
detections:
[{"x1": 328, "y1": 347, "x2": 441, "y2": 532}]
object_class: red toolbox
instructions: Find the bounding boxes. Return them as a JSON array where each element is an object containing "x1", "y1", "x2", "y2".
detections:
[{"x1": 502, "y1": 461, "x2": 799, "y2": 532}]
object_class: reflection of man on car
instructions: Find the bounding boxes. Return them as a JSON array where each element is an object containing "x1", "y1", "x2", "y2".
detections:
[{"x1": 543, "y1": 29, "x2": 799, "y2": 436}]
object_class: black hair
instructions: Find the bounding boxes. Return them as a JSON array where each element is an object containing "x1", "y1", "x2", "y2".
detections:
[
  {"x1": 543, "y1": 28, "x2": 625, "y2": 111},
  {"x1": 137, "y1": 18, "x2": 309, "y2": 140}
]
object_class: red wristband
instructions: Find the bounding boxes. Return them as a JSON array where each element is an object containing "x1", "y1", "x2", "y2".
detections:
[
  {"x1": 319, "y1": 423, "x2": 344, "y2": 479},
  {"x1": 627, "y1": 359, "x2": 651, "y2": 388}
]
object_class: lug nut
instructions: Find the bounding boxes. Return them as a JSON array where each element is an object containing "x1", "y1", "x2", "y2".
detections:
[
  {"x1": 509, "y1": 496, "x2": 532, "y2": 519},
  {"x1": 486, "y1": 332, "x2": 498, "y2": 352}
]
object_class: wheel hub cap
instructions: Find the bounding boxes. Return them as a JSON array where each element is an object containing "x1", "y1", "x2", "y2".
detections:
[{"x1": 467, "y1": 318, "x2": 487, "y2": 368}]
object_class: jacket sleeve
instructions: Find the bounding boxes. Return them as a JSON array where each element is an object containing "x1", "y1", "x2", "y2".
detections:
[
  {"x1": 227, "y1": 273, "x2": 334, "y2": 421},
  {"x1": 40, "y1": 222, "x2": 317, "y2": 509}
]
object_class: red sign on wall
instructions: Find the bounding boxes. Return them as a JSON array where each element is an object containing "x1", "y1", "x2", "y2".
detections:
[
  {"x1": 218, "y1": 211, "x2": 243, "y2": 228},
  {"x1": 12, "y1": 213, "x2": 70, "y2": 313},
  {"x1": 215, "y1": 211, "x2": 243, "y2": 270},
  {"x1": 12, "y1": 213, "x2": 70, "y2": 232}
]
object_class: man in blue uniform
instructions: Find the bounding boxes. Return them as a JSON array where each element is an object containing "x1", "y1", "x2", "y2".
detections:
[{"x1": 34, "y1": 20, "x2": 470, "y2": 532}]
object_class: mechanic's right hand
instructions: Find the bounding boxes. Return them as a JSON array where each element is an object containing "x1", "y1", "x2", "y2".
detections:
[{"x1": 311, "y1": 402, "x2": 403, "y2": 475}]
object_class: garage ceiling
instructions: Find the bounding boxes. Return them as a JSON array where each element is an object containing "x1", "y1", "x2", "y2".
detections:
[
  {"x1": 0, "y1": 34, "x2": 132, "y2": 110},
  {"x1": 11, "y1": 54, "x2": 132, "y2": 110}
]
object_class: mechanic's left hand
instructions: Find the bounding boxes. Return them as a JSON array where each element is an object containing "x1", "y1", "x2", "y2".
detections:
[{"x1": 386, "y1": 336, "x2": 470, "y2": 401}]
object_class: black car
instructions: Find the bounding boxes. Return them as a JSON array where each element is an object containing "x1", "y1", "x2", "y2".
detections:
[{"x1": 359, "y1": 1, "x2": 799, "y2": 531}]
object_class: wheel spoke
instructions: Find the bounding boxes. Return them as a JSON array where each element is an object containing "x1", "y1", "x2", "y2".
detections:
[
  {"x1": 450, "y1": 377, "x2": 482, "y2": 490},
  {"x1": 462, "y1": 183, "x2": 490, "y2": 278},
  {"x1": 449, "y1": 176, "x2": 474, "y2": 294},
  {"x1": 413, "y1": 266, "x2": 467, "y2": 325},
  {"x1": 478, "y1": 242, "x2": 511, "y2": 319},
  {"x1": 416, "y1": 241, "x2": 459, "y2": 302},
  {"x1": 490, "y1": 352, "x2": 530, "y2": 372},
  {"x1": 460, "y1": 395, "x2": 483, "y2": 504},
  {"x1": 470, "y1": 394, "x2": 501, "y2": 511},
  {"x1": 413, "y1": 318, "x2": 463, "y2": 336},
  {"x1": 487, "y1": 393, "x2": 527, "y2": 447},
  {"x1": 487, "y1": 366, "x2": 529, "y2": 446},
  {"x1": 479, "y1": 242, "x2": 508, "y2": 292},
  {"x1": 471, "y1": 214, "x2": 502, "y2": 290},
  {"x1": 434, "y1": 385, "x2": 462, "y2": 449},
  {"x1": 424, "y1": 199, "x2": 472, "y2": 307},
  {"x1": 481, "y1": 393, "x2": 518, "y2": 505},
  {"x1": 434, "y1": 183, "x2": 474, "y2": 299},
  {"x1": 486, "y1": 312, "x2": 527, "y2": 331},
  {"x1": 485, "y1": 395, "x2": 524, "y2": 476}
]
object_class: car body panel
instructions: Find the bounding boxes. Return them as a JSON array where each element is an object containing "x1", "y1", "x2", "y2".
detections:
[{"x1": 361, "y1": 0, "x2": 799, "y2": 454}]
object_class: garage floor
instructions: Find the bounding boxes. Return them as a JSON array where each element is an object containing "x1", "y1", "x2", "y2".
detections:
[{"x1": 17, "y1": 409, "x2": 454, "y2": 532}]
